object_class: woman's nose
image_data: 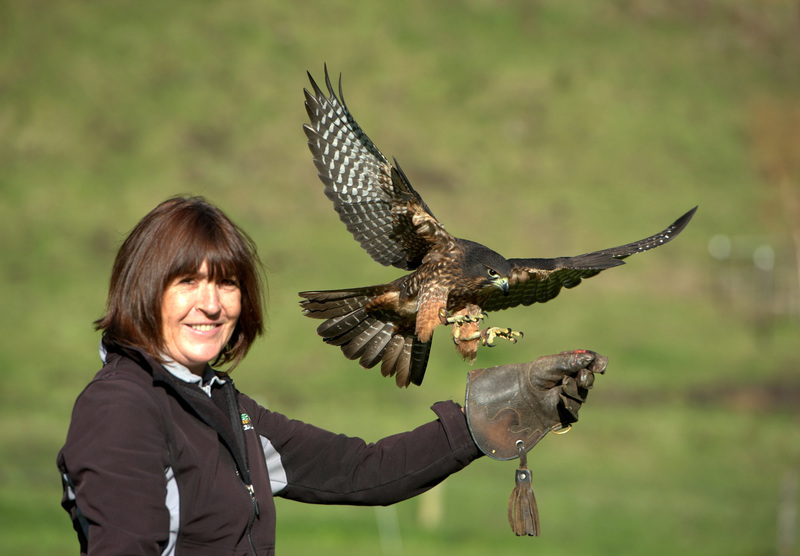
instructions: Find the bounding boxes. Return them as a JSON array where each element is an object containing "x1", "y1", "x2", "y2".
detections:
[{"x1": 197, "y1": 282, "x2": 221, "y2": 314}]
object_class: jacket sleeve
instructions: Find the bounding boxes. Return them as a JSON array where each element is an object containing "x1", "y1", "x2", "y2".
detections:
[
  {"x1": 57, "y1": 373, "x2": 171, "y2": 555},
  {"x1": 242, "y1": 396, "x2": 482, "y2": 506}
]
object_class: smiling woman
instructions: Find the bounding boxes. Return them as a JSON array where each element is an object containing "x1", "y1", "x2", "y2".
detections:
[{"x1": 56, "y1": 195, "x2": 603, "y2": 555}]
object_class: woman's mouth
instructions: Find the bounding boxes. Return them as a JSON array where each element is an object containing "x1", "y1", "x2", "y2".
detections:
[{"x1": 188, "y1": 324, "x2": 218, "y2": 332}]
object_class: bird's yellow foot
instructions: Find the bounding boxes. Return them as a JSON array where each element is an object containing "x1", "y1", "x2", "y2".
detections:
[
  {"x1": 438, "y1": 308, "x2": 487, "y2": 326},
  {"x1": 440, "y1": 308, "x2": 488, "y2": 345},
  {"x1": 480, "y1": 327, "x2": 523, "y2": 347}
]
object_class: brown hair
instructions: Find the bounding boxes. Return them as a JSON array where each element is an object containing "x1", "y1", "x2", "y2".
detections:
[{"x1": 95, "y1": 196, "x2": 266, "y2": 370}]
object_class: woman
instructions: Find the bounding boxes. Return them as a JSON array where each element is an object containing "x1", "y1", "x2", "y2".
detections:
[{"x1": 58, "y1": 196, "x2": 602, "y2": 554}]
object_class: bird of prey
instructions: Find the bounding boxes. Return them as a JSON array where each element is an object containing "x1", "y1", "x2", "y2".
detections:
[{"x1": 299, "y1": 67, "x2": 696, "y2": 388}]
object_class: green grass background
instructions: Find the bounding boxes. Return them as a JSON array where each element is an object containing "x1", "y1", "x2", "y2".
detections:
[{"x1": 2, "y1": 0, "x2": 799, "y2": 554}]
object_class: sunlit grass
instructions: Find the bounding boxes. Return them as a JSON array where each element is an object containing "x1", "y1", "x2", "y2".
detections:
[{"x1": 2, "y1": 0, "x2": 799, "y2": 554}]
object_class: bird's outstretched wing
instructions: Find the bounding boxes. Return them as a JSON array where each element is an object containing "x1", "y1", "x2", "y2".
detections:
[
  {"x1": 481, "y1": 206, "x2": 697, "y2": 312},
  {"x1": 303, "y1": 67, "x2": 451, "y2": 271}
]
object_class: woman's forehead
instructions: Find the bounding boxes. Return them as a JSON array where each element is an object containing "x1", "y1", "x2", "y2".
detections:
[{"x1": 174, "y1": 258, "x2": 238, "y2": 279}]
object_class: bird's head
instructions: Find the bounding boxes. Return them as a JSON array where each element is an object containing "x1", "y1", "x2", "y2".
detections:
[
  {"x1": 460, "y1": 240, "x2": 511, "y2": 296},
  {"x1": 485, "y1": 266, "x2": 510, "y2": 295}
]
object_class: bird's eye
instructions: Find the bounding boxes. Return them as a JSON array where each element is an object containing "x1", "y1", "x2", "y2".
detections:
[{"x1": 487, "y1": 268, "x2": 499, "y2": 278}]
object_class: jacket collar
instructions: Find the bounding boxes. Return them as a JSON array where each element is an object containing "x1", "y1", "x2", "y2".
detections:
[
  {"x1": 100, "y1": 340, "x2": 226, "y2": 389},
  {"x1": 100, "y1": 340, "x2": 253, "y2": 483}
]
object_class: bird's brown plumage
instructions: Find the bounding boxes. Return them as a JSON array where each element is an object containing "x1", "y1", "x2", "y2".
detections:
[{"x1": 300, "y1": 67, "x2": 697, "y2": 387}]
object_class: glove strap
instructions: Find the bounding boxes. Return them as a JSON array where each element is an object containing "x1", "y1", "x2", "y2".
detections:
[{"x1": 507, "y1": 440, "x2": 540, "y2": 536}]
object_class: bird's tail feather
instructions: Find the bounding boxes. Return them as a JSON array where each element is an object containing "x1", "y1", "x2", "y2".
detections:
[
  {"x1": 299, "y1": 286, "x2": 386, "y2": 319},
  {"x1": 299, "y1": 287, "x2": 431, "y2": 387}
]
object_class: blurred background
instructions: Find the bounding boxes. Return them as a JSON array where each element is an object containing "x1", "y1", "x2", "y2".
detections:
[{"x1": 2, "y1": 0, "x2": 799, "y2": 554}]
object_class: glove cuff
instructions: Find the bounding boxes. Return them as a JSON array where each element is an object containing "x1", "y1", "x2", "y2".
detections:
[{"x1": 465, "y1": 363, "x2": 553, "y2": 460}]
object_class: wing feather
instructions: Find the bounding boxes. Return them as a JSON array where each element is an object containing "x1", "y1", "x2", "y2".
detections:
[
  {"x1": 304, "y1": 66, "x2": 450, "y2": 270},
  {"x1": 481, "y1": 207, "x2": 697, "y2": 312}
]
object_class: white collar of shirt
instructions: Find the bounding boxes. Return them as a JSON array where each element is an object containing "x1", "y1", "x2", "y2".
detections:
[
  {"x1": 99, "y1": 340, "x2": 226, "y2": 397},
  {"x1": 161, "y1": 359, "x2": 227, "y2": 397}
]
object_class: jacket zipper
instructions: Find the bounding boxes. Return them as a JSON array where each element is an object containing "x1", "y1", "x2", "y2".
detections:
[
  {"x1": 225, "y1": 384, "x2": 260, "y2": 555},
  {"x1": 235, "y1": 468, "x2": 260, "y2": 555}
]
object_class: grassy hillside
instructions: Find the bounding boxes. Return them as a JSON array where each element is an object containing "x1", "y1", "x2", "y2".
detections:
[{"x1": 2, "y1": 1, "x2": 799, "y2": 554}]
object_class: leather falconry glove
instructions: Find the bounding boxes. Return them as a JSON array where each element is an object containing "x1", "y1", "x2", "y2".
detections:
[{"x1": 465, "y1": 349, "x2": 607, "y2": 536}]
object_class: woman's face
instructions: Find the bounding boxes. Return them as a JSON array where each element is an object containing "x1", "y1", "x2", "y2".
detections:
[{"x1": 161, "y1": 261, "x2": 241, "y2": 375}]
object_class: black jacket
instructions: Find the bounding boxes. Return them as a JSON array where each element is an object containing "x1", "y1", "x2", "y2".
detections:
[{"x1": 57, "y1": 345, "x2": 480, "y2": 555}]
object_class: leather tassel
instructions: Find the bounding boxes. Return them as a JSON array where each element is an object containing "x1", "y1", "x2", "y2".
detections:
[{"x1": 507, "y1": 440, "x2": 540, "y2": 536}]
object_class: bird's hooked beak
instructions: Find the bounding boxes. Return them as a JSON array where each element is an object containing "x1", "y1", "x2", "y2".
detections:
[{"x1": 495, "y1": 277, "x2": 510, "y2": 296}]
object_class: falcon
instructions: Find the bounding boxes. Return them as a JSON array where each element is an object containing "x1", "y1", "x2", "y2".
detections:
[{"x1": 299, "y1": 67, "x2": 696, "y2": 388}]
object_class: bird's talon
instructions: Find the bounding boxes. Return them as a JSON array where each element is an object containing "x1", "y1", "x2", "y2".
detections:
[
  {"x1": 480, "y1": 326, "x2": 523, "y2": 347},
  {"x1": 444, "y1": 312, "x2": 487, "y2": 326}
]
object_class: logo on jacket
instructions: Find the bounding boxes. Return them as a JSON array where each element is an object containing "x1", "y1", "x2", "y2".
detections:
[{"x1": 241, "y1": 413, "x2": 253, "y2": 431}]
